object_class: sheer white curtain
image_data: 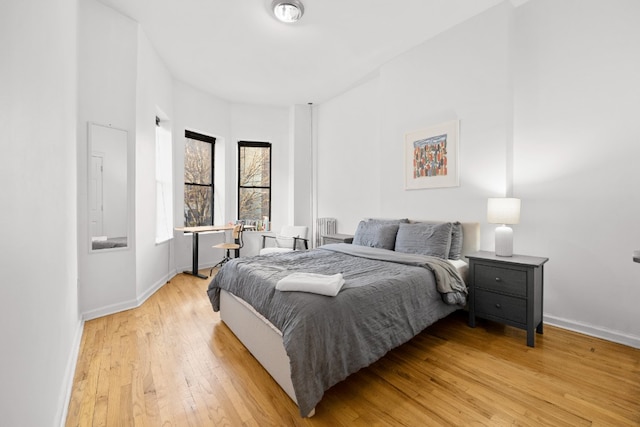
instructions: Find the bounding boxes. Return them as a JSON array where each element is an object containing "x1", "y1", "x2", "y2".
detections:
[{"x1": 155, "y1": 124, "x2": 174, "y2": 243}]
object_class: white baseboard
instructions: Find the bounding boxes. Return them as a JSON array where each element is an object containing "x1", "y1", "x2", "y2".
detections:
[
  {"x1": 545, "y1": 314, "x2": 640, "y2": 349},
  {"x1": 82, "y1": 269, "x2": 178, "y2": 321},
  {"x1": 57, "y1": 318, "x2": 84, "y2": 427},
  {"x1": 136, "y1": 268, "x2": 178, "y2": 306},
  {"x1": 82, "y1": 297, "x2": 139, "y2": 321}
]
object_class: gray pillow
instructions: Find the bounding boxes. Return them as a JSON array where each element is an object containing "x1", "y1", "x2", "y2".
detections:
[
  {"x1": 394, "y1": 222, "x2": 453, "y2": 259},
  {"x1": 410, "y1": 220, "x2": 464, "y2": 259},
  {"x1": 352, "y1": 221, "x2": 399, "y2": 250}
]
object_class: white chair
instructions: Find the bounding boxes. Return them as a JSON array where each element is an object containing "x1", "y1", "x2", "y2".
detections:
[{"x1": 260, "y1": 225, "x2": 309, "y2": 255}]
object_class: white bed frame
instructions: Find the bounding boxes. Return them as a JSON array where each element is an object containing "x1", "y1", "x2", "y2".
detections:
[{"x1": 219, "y1": 221, "x2": 480, "y2": 417}]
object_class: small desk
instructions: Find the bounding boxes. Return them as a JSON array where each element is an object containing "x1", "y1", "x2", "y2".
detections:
[{"x1": 175, "y1": 225, "x2": 233, "y2": 279}]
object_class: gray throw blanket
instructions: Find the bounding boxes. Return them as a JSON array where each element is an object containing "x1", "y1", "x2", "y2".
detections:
[
  {"x1": 207, "y1": 243, "x2": 467, "y2": 416},
  {"x1": 324, "y1": 244, "x2": 467, "y2": 304}
]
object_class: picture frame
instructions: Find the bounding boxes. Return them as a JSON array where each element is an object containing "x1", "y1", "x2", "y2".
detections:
[{"x1": 404, "y1": 120, "x2": 459, "y2": 190}]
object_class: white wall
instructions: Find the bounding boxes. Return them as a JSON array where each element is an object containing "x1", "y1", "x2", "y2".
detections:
[
  {"x1": 0, "y1": 0, "x2": 81, "y2": 425},
  {"x1": 135, "y1": 27, "x2": 175, "y2": 298},
  {"x1": 512, "y1": 0, "x2": 640, "y2": 344},
  {"x1": 77, "y1": 0, "x2": 138, "y2": 318},
  {"x1": 317, "y1": 76, "x2": 382, "y2": 233},
  {"x1": 378, "y1": 2, "x2": 513, "y2": 249},
  {"x1": 318, "y1": 4, "x2": 512, "y2": 242},
  {"x1": 316, "y1": 0, "x2": 640, "y2": 347},
  {"x1": 80, "y1": 0, "x2": 178, "y2": 319}
]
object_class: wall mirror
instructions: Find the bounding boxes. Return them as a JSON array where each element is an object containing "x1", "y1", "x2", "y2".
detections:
[{"x1": 88, "y1": 122, "x2": 129, "y2": 251}]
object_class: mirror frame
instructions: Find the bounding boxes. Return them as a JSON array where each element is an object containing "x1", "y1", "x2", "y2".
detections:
[{"x1": 88, "y1": 122, "x2": 129, "y2": 252}]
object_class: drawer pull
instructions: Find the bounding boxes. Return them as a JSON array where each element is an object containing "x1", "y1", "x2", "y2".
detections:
[
  {"x1": 495, "y1": 303, "x2": 501, "y2": 309},
  {"x1": 495, "y1": 277, "x2": 502, "y2": 282}
]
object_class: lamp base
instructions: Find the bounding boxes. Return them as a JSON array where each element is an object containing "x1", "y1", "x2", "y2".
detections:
[{"x1": 495, "y1": 225, "x2": 513, "y2": 257}]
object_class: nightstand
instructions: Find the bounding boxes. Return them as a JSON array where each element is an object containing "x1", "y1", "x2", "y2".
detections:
[
  {"x1": 321, "y1": 233, "x2": 354, "y2": 245},
  {"x1": 467, "y1": 251, "x2": 549, "y2": 347}
]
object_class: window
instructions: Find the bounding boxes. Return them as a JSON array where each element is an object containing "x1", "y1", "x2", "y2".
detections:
[
  {"x1": 184, "y1": 130, "x2": 215, "y2": 226},
  {"x1": 238, "y1": 141, "x2": 271, "y2": 223},
  {"x1": 155, "y1": 117, "x2": 173, "y2": 243}
]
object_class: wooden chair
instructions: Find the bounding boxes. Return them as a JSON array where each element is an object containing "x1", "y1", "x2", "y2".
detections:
[{"x1": 210, "y1": 224, "x2": 244, "y2": 276}]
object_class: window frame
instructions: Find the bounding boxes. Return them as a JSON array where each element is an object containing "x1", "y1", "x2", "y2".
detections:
[
  {"x1": 237, "y1": 141, "x2": 272, "y2": 222},
  {"x1": 184, "y1": 130, "x2": 215, "y2": 226}
]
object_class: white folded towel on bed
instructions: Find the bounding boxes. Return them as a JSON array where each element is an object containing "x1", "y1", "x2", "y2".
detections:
[{"x1": 276, "y1": 272, "x2": 345, "y2": 297}]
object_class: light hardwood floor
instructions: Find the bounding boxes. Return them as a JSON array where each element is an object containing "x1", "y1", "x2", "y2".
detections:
[{"x1": 66, "y1": 271, "x2": 640, "y2": 426}]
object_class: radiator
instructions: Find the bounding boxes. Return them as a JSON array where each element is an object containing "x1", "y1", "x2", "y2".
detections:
[{"x1": 315, "y1": 217, "x2": 337, "y2": 247}]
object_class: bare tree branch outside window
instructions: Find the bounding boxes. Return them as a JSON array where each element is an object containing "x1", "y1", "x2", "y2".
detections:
[
  {"x1": 238, "y1": 142, "x2": 271, "y2": 224},
  {"x1": 184, "y1": 131, "x2": 214, "y2": 226}
]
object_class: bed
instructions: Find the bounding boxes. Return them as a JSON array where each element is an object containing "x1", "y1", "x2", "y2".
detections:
[{"x1": 207, "y1": 219, "x2": 480, "y2": 417}]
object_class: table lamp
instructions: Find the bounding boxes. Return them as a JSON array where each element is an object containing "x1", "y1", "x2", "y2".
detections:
[{"x1": 487, "y1": 197, "x2": 521, "y2": 257}]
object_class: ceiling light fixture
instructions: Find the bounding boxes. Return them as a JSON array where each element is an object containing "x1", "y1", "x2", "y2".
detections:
[{"x1": 271, "y1": 0, "x2": 304, "y2": 23}]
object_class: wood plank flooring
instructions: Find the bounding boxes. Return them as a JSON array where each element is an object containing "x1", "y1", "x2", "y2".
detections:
[{"x1": 66, "y1": 271, "x2": 640, "y2": 426}]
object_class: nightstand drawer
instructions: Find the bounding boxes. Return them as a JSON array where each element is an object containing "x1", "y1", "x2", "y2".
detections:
[
  {"x1": 475, "y1": 290, "x2": 526, "y2": 324},
  {"x1": 474, "y1": 264, "x2": 526, "y2": 297}
]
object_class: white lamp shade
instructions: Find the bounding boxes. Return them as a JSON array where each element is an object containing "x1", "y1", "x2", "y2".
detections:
[{"x1": 487, "y1": 198, "x2": 521, "y2": 225}]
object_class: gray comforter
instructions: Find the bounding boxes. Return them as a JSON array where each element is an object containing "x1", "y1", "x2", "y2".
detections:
[{"x1": 207, "y1": 243, "x2": 467, "y2": 416}]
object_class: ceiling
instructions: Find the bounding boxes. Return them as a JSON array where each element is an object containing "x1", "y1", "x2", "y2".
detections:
[{"x1": 98, "y1": 0, "x2": 506, "y2": 106}]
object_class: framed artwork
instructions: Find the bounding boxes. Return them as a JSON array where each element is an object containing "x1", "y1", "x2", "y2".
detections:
[{"x1": 404, "y1": 120, "x2": 459, "y2": 190}]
